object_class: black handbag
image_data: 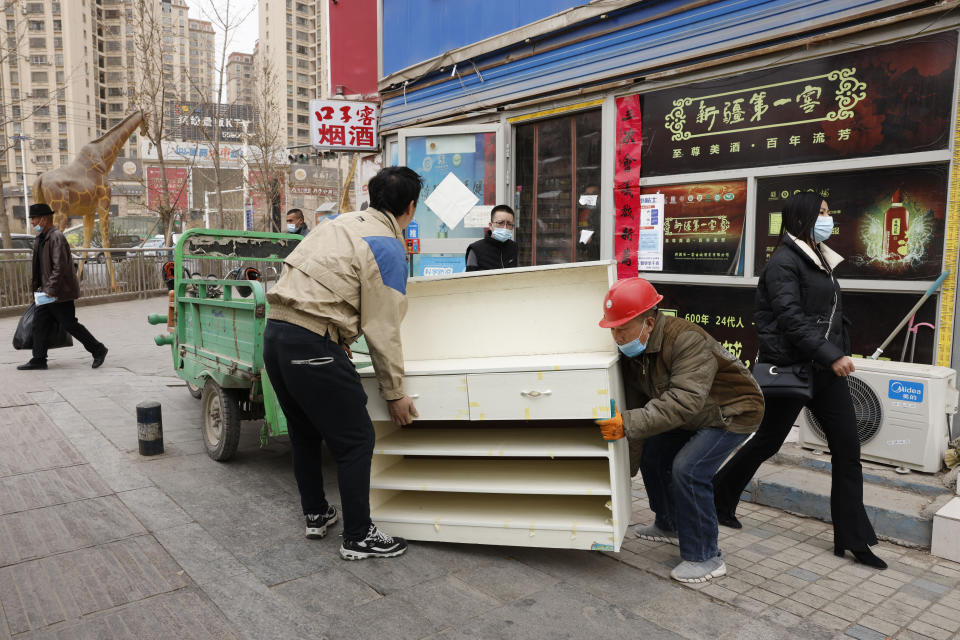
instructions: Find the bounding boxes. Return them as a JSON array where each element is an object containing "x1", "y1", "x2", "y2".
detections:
[
  {"x1": 12, "y1": 302, "x2": 74, "y2": 351},
  {"x1": 752, "y1": 362, "x2": 813, "y2": 400}
]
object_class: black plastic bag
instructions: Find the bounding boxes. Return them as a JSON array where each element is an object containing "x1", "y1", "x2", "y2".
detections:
[{"x1": 12, "y1": 302, "x2": 74, "y2": 350}]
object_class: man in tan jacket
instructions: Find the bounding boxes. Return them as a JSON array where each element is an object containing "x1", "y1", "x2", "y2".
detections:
[
  {"x1": 596, "y1": 278, "x2": 763, "y2": 583},
  {"x1": 264, "y1": 166, "x2": 422, "y2": 560}
]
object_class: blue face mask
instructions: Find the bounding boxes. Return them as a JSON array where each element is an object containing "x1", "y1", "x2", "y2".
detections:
[
  {"x1": 617, "y1": 335, "x2": 648, "y2": 358},
  {"x1": 287, "y1": 223, "x2": 298, "y2": 233},
  {"x1": 491, "y1": 227, "x2": 513, "y2": 243},
  {"x1": 812, "y1": 216, "x2": 834, "y2": 243},
  {"x1": 33, "y1": 224, "x2": 44, "y2": 233}
]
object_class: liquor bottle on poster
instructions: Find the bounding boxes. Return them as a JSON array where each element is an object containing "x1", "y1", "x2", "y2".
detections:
[{"x1": 882, "y1": 189, "x2": 909, "y2": 261}]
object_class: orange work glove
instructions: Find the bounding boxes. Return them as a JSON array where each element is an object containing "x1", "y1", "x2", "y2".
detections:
[{"x1": 596, "y1": 411, "x2": 624, "y2": 440}]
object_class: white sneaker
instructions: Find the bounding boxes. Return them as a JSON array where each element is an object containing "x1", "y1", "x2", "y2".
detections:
[
  {"x1": 670, "y1": 555, "x2": 726, "y2": 583},
  {"x1": 304, "y1": 506, "x2": 338, "y2": 539},
  {"x1": 634, "y1": 524, "x2": 679, "y2": 544}
]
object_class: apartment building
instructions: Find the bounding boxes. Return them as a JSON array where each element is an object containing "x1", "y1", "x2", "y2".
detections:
[
  {"x1": 258, "y1": 0, "x2": 330, "y2": 151},
  {"x1": 226, "y1": 51, "x2": 255, "y2": 106},
  {"x1": 0, "y1": 0, "x2": 216, "y2": 227},
  {"x1": 188, "y1": 18, "x2": 215, "y2": 102}
]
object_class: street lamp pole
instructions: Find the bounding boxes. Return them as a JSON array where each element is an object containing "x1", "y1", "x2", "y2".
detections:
[{"x1": 11, "y1": 135, "x2": 32, "y2": 231}]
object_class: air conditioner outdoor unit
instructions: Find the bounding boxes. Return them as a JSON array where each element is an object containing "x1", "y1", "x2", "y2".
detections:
[{"x1": 798, "y1": 358, "x2": 959, "y2": 473}]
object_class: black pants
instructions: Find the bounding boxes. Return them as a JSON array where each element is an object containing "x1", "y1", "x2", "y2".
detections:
[
  {"x1": 262, "y1": 320, "x2": 374, "y2": 540},
  {"x1": 31, "y1": 300, "x2": 103, "y2": 363},
  {"x1": 713, "y1": 370, "x2": 878, "y2": 551}
]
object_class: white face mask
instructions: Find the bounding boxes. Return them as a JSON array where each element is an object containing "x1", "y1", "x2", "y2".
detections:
[{"x1": 287, "y1": 223, "x2": 298, "y2": 233}]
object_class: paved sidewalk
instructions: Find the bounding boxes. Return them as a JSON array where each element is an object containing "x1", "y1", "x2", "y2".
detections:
[{"x1": 1, "y1": 297, "x2": 959, "y2": 640}]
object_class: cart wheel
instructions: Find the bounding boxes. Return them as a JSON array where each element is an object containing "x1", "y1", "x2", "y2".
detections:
[
  {"x1": 201, "y1": 379, "x2": 241, "y2": 461},
  {"x1": 186, "y1": 381, "x2": 202, "y2": 399}
]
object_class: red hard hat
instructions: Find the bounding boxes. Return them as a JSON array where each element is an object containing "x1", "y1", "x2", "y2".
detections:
[{"x1": 599, "y1": 278, "x2": 663, "y2": 328}]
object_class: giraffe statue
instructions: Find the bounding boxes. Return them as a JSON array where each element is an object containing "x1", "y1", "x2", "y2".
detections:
[{"x1": 33, "y1": 110, "x2": 148, "y2": 291}]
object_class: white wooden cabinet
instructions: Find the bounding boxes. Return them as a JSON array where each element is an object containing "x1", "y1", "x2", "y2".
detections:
[{"x1": 358, "y1": 262, "x2": 630, "y2": 551}]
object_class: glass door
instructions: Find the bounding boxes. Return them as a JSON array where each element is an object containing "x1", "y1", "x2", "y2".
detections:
[{"x1": 399, "y1": 124, "x2": 504, "y2": 276}]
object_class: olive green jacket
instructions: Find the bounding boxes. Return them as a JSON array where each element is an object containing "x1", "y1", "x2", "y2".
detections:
[{"x1": 621, "y1": 312, "x2": 764, "y2": 475}]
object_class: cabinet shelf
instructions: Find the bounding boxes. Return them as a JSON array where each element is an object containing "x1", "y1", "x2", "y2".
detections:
[
  {"x1": 373, "y1": 427, "x2": 610, "y2": 458},
  {"x1": 374, "y1": 492, "x2": 614, "y2": 532},
  {"x1": 371, "y1": 458, "x2": 611, "y2": 495}
]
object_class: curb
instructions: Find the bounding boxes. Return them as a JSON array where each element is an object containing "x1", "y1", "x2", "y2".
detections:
[{"x1": 742, "y1": 464, "x2": 954, "y2": 548}]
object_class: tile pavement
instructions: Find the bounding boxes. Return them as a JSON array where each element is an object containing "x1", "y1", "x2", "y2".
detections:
[{"x1": 3, "y1": 297, "x2": 960, "y2": 639}]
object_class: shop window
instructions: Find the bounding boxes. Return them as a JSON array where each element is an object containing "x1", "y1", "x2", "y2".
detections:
[{"x1": 514, "y1": 109, "x2": 601, "y2": 266}]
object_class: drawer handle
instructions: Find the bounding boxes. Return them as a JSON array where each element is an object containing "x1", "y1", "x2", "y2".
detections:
[{"x1": 521, "y1": 390, "x2": 552, "y2": 398}]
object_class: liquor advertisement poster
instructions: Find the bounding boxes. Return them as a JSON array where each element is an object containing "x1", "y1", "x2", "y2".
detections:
[
  {"x1": 640, "y1": 181, "x2": 746, "y2": 275},
  {"x1": 754, "y1": 164, "x2": 948, "y2": 279},
  {"x1": 614, "y1": 94, "x2": 642, "y2": 279},
  {"x1": 655, "y1": 285, "x2": 938, "y2": 366},
  {"x1": 641, "y1": 33, "x2": 956, "y2": 176}
]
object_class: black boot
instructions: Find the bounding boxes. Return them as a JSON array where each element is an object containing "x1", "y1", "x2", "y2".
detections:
[
  {"x1": 17, "y1": 360, "x2": 47, "y2": 370},
  {"x1": 835, "y1": 545, "x2": 887, "y2": 570}
]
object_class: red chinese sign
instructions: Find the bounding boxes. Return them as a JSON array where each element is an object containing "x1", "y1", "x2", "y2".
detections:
[
  {"x1": 309, "y1": 99, "x2": 379, "y2": 151},
  {"x1": 146, "y1": 167, "x2": 188, "y2": 212},
  {"x1": 614, "y1": 94, "x2": 642, "y2": 280}
]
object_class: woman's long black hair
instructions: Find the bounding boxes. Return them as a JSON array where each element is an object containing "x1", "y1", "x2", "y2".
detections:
[{"x1": 777, "y1": 191, "x2": 831, "y2": 270}]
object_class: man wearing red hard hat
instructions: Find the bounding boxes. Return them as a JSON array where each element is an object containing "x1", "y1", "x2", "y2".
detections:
[{"x1": 596, "y1": 277, "x2": 763, "y2": 583}]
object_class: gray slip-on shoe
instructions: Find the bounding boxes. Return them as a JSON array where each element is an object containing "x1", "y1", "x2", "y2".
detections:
[
  {"x1": 670, "y1": 555, "x2": 726, "y2": 583},
  {"x1": 633, "y1": 524, "x2": 679, "y2": 544}
]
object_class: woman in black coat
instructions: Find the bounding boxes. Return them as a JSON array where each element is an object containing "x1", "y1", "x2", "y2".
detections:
[{"x1": 712, "y1": 192, "x2": 886, "y2": 570}]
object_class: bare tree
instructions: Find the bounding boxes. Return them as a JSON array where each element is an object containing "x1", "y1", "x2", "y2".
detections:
[
  {"x1": 185, "y1": 0, "x2": 255, "y2": 229},
  {"x1": 246, "y1": 56, "x2": 286, "y2": 232},
  {"x1": 131, "y1": 0, "x2": 183, "y2": 245}
]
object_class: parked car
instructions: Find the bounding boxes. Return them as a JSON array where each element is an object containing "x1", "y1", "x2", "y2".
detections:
[
  {"x1": 73, "y1": 234, "x2": 145, "y2": 262},
  {"x1": 8, "y1": 233, "x2": 34, "y2": 251},
  {"x1": 127, "y1": 234, "x2": 181, "y2": 259}
]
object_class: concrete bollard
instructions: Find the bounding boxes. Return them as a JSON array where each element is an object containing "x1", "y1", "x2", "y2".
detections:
[{"x1": 137, "y1": 401, "x2": 164, "y2": 456}]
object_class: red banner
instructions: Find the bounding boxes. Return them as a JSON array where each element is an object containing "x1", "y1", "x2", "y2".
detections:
[
  {"x1": 146, "y1": 167, "x2": 188, "y2": 212},
  {"x1": 614, "y1": 95, "x2": 642, "y2": 279}
]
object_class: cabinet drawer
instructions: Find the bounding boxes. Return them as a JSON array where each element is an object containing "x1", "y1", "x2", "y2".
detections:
[
  {"x1": 466, "y1": 369, "x2": 613, "y2": 421},
  {"x1": 364, "y1": 374, "x2": 469, "y2": 422}
]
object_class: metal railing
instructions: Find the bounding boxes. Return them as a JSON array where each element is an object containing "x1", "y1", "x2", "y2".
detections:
[{"x1": 0, "y1": 247, "x2": 284, "y2": 314}]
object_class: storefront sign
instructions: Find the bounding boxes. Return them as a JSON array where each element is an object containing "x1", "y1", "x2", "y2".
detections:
[
  {"x1": 309, "y1": 99, "x2": 379, "y2": 150},
  {"x1": 655, "y1": 284, "x2": 938, "y2": 366},
  {"x1": 641, "y1": 33, "x2": 957, "y2": 176},
  {"x1": 614, "y1": 94, "x2": 642, "y2": 279},
  {"x1": 754, "y1": 164, "x2": 948, "y2": 279},
  {"x1": 417, "y1": 255, "x2": 465, "y2": 277},
  {"x1": 146, "y1": 167, "x2": 188, "y2": 212},
  {"x1": 140, "y1": 140, "x2": 248, "y2": 167},
  {"x1": 168, "y1": 102, "x2": 255, "y2": 143},
  {"x1": 640, "y1": 181, "x2": 746, "y2": 275}
]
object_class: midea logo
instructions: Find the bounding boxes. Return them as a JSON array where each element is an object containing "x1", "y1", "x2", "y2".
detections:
[{"x1": 890, "y1": 381, "x2": 922, "y2": 394}]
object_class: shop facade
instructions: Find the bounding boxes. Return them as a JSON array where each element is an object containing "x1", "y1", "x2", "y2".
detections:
[{"x1": 376, "y1": 0, "x2": 960, "y2": 369}]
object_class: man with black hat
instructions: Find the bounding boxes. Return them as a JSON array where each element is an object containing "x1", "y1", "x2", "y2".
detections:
[{"x1": 17, "y1": 203, "x2": 108, "y2": 371}]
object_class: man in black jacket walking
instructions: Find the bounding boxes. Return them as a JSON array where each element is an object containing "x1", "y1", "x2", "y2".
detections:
[
  {"x1": 465, "y1": 205, "x2": 518, "y2": 271},
  {"x1": 17, "y1": 203, "x2": 108, "y2": 371}
]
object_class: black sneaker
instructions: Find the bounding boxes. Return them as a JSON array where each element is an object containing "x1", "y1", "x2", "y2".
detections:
[
  {"x1": 339, "y1": 523, "x2": 407, "y2": 560},
  {"x1": 305, "y1": 506, "x2": 338, "y2": 539}
]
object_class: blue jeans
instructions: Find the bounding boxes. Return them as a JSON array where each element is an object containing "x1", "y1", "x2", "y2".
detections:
[{"x1": 640, "y1": 427, "x2": 748, "y2": 562}]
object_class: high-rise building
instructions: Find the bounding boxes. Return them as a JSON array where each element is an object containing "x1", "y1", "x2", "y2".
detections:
[
  {"x1": 258, "y1": 0, "x2": 329, "y2": 151},
  {"x1": 188, "y1": 18, "x2": 215, "y2": 102},
  {"x1": 0, "y1": 0, "x2": 217, "y2": 227},
  {"x1": 226, "y1": 52, "x2": 255, "y2": 106}
]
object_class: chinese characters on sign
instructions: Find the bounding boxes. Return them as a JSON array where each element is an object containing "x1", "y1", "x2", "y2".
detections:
[
  {"x1": 146, "y1": 167, "x2": 188, "y2": 212},
  {"x1": 637, "y1": 193, "x2": 664, "y2": 272},
  {"x1": 614, "y1": 94, "x2": 642, "y2": 279},
  {"x1": 641, "y1": 33, "x2": 957, "y2": 176},
  {"x1": 639, "y1": 181, "x2": 746, "y2": 275},
  {"x1": 309, "y1": 100, "x2": 379, "y2": 151},
  {"x1": 754, "y1": 164, "x2": 948, "y2": 280}
]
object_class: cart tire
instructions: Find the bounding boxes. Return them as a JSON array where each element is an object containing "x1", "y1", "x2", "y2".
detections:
[
  {"x1": 186, "y1": 381, "x2": 202, "y2": 399},
  {"x1": 201, "y1": 379, "x2": 241, "y2": 461}
]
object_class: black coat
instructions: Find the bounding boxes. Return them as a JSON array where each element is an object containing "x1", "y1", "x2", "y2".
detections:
[
  {"x1": 755, "y1": 234, "x2": 849, "y2": 369},
  {"x1": 465, "y1": 236, "x2": 518, "y2": 271}
]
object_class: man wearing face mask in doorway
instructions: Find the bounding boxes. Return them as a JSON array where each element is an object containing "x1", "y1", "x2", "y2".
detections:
[
  {"x1": 595, "y1": 277, "x2": 763, "y2": 583},
  {"x1": 464, "y1": 204, "x2": 518, "y2": 271},
  {"x1": 286, "y1": 208, "x2": 309, "y2": 237}
]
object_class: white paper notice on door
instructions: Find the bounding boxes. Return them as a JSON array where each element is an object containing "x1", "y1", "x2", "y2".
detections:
[
  {"x1": 464, "y1": 205, "x2": 493, "y2": 228},
  {"x1": 637, "y1": 193, "x2": 664, "y2": 272},
  {"x1": 424, "y1": 172, "x2": 479, "y2": 230}
]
